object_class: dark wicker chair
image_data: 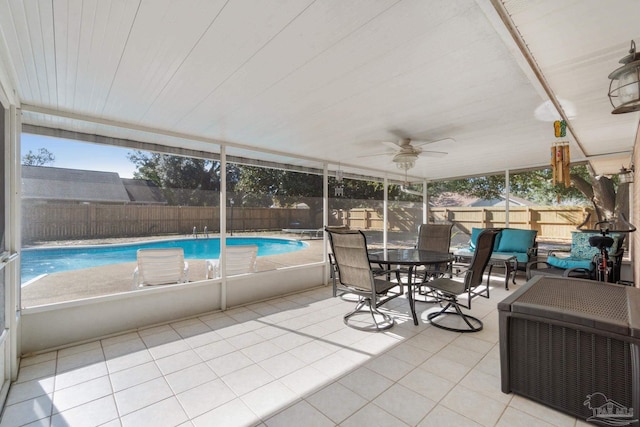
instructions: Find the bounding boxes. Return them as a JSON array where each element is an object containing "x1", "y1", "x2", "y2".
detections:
[
  {"x1": 425, "y1": 228, "x2": 500, "y2": 332},
  {"x1": 326, "y1": 228, "x2": 402, "y2": 331}
]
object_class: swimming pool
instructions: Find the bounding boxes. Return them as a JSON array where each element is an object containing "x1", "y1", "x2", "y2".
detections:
[{"x1": 21, "y1": 237, "x2": 308, "y2": 283}]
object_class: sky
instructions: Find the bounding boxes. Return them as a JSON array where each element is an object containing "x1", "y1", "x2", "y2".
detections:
[{"x1": 21, "y1": 133, "x2": 137, "y2": 178}]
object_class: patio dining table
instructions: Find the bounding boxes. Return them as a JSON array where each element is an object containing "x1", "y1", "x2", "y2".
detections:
[{"x1": 368, "y1": 248, "x2": 454, "y2": 326}]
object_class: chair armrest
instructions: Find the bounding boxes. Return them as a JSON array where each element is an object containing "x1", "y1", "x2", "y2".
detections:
[{"x1": 525, "y1": 260, "x2": 552, "y2": 280}]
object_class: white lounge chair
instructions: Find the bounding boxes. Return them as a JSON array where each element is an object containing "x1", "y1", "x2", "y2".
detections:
[
  {"x1": 132, "y1": 248, "x2": 189, "y2": 288},
  {"x1": 206, "y1": 245, "x2": 258, "y2": 279}
]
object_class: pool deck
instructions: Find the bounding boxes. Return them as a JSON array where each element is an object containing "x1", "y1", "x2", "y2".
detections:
[{"x1": 21, "y1": 239, "x2": 326, "y2": 308}]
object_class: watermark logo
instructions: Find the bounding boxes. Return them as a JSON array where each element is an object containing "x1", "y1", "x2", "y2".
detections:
[{"x1": 584, "y1": 392, "x2": 637, "y2": 426}]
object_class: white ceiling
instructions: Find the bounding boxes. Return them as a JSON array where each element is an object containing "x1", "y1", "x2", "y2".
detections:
[{"x1": 0, "y1": 0, "x2": 638, "y2": 182}]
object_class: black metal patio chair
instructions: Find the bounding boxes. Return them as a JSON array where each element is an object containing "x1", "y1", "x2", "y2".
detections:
[
  {"x1": 326, "y1": 228, "x2": 402, "y2": 331},
  {"x1": 425, "y1": 228, "x2": 500, "y2": 332}
]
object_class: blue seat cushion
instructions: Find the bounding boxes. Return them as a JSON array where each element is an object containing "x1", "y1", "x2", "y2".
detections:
[
  {"x1": 497, "y1": 229, "x2": 537, "y2": 254},
  {"x1": 495, "y1": 252, "x2": 530, "y2": 264},
  {"x1": 547, "y1": 255, "x2": 593, "y2": 271}
]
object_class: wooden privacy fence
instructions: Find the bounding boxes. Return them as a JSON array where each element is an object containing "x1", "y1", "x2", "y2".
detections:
[
  {"x1": 22, "y1": 203, "x2": 594, "y2": 243},
  {"x1": 342, "y1": 206, "x2": 595, "y2": 241},
  {"x1": 22, "y1": 203, "x2": 313, "y2": 242}
]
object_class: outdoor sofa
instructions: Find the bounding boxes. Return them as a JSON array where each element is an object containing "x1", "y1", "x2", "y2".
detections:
[{"x1": 454, "y1": 227, "x2": 538, "y2": 270}]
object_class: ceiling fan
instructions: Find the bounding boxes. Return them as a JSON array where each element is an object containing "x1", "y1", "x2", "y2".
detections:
[{"x1": 367, "y1": 137, "x2": 454, "y2": 170}]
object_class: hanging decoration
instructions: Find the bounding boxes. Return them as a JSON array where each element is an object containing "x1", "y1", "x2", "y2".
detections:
[
  {"x1": 334, "y1": 168, "x2": 344, "y2": 197},
  {"x1": 551, "y1": 120, "x2": 570, "y2": 187}
]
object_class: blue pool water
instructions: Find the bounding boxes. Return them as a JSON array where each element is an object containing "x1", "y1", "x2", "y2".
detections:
[{"x1": 21, "y1": 237, "x2": 308, "y2": 283}]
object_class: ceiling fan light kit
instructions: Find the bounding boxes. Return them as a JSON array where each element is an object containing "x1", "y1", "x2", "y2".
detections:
[
  {"x1": 393, "y1": 152, "x2": 418, "y2": 170},
  {"x1": 608, "y1": 40, "x2": 640, "y2": 114}
]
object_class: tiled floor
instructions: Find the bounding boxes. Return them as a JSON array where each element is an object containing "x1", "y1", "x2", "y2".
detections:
[{"x1": 1, "y1": 276, "x2": 588, "y2": 427}]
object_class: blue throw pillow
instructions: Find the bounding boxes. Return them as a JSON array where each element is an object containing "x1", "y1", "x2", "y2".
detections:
[
  {"x1": 469, "y1": 227, "x2": 501, "y2": 251},
  {"x1": 497, "y1": 229, "x2": 536, "y2": 253},
  {"x1": 569, "y1": 231, "x2": 619, "y2": 259}
]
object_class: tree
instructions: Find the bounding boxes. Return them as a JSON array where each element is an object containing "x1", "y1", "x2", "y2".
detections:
[
  {"x1": 428, "y1": 164, "x2": 627, "y2": 222},
  {"x1": 128, "y1": 151, "x2": 239, "y2": 206},
  {"x1": 234, "y1": 166, "x2": 419, "y2": 227},
  {"x1": 570, "y1": 165, "x2": 629, "y2": 223},
  {"x1": 22, "y1": 148, "x2": 55, "y2": 166}
]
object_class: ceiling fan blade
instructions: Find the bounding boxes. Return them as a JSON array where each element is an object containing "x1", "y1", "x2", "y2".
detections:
[
  {"x1": 413, "y1": 137, "x2": 455, "y2": 147},
  {"x1": 380, "y1": 141, "x2": 401, "y2": 150},
  {"x1": 420, "y1": 150, "x2": 448, "y2": 158},
  {"x1": 357, "y1": 151, "x2": 395, "y2": 158}
]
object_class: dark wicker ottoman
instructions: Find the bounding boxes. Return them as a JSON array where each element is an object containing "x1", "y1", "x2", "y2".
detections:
[{"x1": 498, "y1": 276, "x2": 640, "y2": 425}]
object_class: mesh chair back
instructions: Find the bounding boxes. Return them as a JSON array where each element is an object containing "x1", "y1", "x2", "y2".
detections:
[
  {"x1": 416, "y1": 223, "x2": 453, "y2": 252},
  {"x1": 465, "y1": 229, "x2": 500, "y2": 289},
  {"x1": 326, "y1": 230, "x2": 373, "y2": 292}
]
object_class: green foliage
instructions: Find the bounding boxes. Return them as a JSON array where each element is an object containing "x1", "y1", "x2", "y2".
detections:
[
  {"x1": 127, "y1": 151, "x2": 227, "y2": 206},
  {"x1": 428, "y1": 165, "x2": 591, "y2": 205},
  {"x1": 22, "y1": 148, "x2": 55, "y2": 166}
]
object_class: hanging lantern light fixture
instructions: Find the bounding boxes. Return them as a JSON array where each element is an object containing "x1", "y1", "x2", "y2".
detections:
[{"x1": 608, "y1": 40, "x2": 640, "y2": 114}]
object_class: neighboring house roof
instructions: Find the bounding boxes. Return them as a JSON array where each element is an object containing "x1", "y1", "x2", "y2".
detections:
[
  {"x1": 468, "y1": 194, "x2": 534, "y2": 207},
  {"x1": 22, "y1": 165, "x2": 166, "y2": 204},
  {"x1": 430, "y1": 193, "x2": 478, "y2": 207},
  {"x1": 121, "y1": 178, "x2": 167, "y2": 205}
]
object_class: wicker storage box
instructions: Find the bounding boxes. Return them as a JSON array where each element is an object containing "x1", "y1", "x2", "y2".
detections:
[{"x1": 498, "y1": 276, "x2": 640, "y2": 422}]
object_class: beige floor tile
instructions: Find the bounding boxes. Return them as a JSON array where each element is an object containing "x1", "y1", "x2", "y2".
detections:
[
  {"x1": 56, "y1": 347, "x2": 105, "y2": 373},
  {"x1": 508, "y1": 394, "x2": 577, "y2": 427},
  {"x1": 120, "y1": 397, "x2": 188, "y2": 427},
  {"x1": 154, "y1": 349, "x2": 203, "y2": 375},
  {"x1": 109, "y1": 361, "x2": 163, "y2": 392},
  {"x1": 306, "y1": 382, "x2": 368, "y2": 424},
  {"x1": 419, "y1": 353, "x2": 472, "y2": 383},
  {"x1": 114, "y1": 377, "x2": 173, "y2": 416},
  {"x1": 240, "y1": 380, "x2": 298, "y2": 419},
  {"x1": 398, "y1": 365, "x2": 456, "y2": 402},
  {"x1": 192, "y1": 398, "x2": 259, "y2": 427},
  {"x1": 0, "y1": 395, "x2": 52, "y2": 427},
  {"x1": 496, "y1": 407, "x2": 558, "y2": 427},
  {"x1": 176, "y1": 378, "x2": 237, "y2": 419},
  {"x1": 440, "y1": 384, "x2": 507, "y2": 427},
  {"x1": 165, "y1": 362, "x2": 217, "y2": 394},
  {"x1": 340, "y1": 402, "x2": 408, "y2": 427},
  {"x1": 364, "y1": 353, "x2": 415, "y2": 381},
  {"x1": 207, "y1": 350, "x2": 255, "y2": 377},
  {"x1": 15, "y1": 360, "x2": 56, "y2": 384},
  {"x1": 5, "y1": 377, "x2": 54, "y2": 406},
  {"x1": 54, "y1": 361, "x2": 109, "y2": 390},
  {"x1": 52, "y1": 376, "x2": 113, "y2": 414},
  {"x1": 241, "y1": 340, "x2": 284, "y2": 363},
  {"x1": 338, "y1": 366, "x2": 395, "y2": 401},
  {"x1": 417, "y1": 405, "x2": 483, "y2": 427},
  {"x1": 50, "y1": 395, "x2": 118, "y2": 426},
  {"x1": 265, "y1": 400, "x2": 334, "y2": 427},
  {"x1": 4, "y1": 286, "x2": 584, "y2": 427},
  {"x1": 373, "y1": 383, "x2": 437, "y2": 426},
  {"x1": 279, "y1": 365, "x2": 330, "y2": 397},
  {"x1": 221, "y1": 364, "x2": 275, "y2": 396},
  {"x1": 258, "y1": 352, "x2": 306, "y2": 379},
  {"x1": 459, "y1": 369, "x2": 512, "y2": 405}
]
